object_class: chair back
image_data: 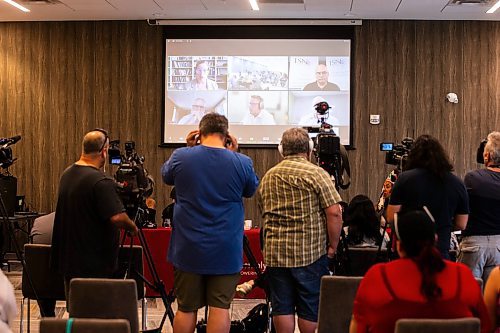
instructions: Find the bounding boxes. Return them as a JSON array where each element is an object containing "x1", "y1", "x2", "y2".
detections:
[
  {"x1": 69, "y1": 278, "x2": 139, "y2": 333},
  {"x1": 22, "y1": 244, "x2": 65, "y2": 300},
  {"x1": 40, "y1": 318, "x2": 130, "y2": 333},
  {"x1": 394, "y1": 317, "x2": 480, "y2": 333},
  {"x1": 347, "y1": 247, "x2": 387, "y2": 276},
  {"x1": 118, "y1": 245, "x2": 145, "y2": 300},
  {"x1": 317, "y1": 275, "x2": 362, "y2": 333}
]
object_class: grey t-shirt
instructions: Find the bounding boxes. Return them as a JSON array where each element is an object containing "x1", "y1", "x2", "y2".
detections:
[{"x1": 30, "y1": 212, "x2": 55, "y2": 244}]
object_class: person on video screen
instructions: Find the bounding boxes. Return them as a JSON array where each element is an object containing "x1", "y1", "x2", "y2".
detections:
[
  {"x1": 241, "y1": 95, "x2": 276, "y2": 125},
  {"x1": 303, "y1": 64, "x2": 340, "y2": 91},
  {"x1": 299, "y1": 96, "x2": 339, "y2": 127},
  {"x1": 178, "y1": 98, "x2": 209, "y2": 125},
  {"x1": 185, "y1": 60, "x2": 219, "y2": 91}
]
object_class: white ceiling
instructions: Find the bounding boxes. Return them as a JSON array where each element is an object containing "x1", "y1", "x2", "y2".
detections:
[{"x1": 0, "y1": 0, "x2": 499, "y2": 22}]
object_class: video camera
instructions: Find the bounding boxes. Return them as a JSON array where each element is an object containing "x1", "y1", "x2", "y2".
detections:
[
  {"x1": 476, "y1": 139, "x2": 487, "y2": 164},
  {"x1": 0, "y1": 135, "x2": 21, "y2": 170},
  {"x1": 380, "y1": 137, "x2": 414, "y2": 169},
  {"x1": 304, "y1": 101, "x2": 350, "y2": 190},
  {"x1": 108, "y1": 140, "x2": 155, "y2": 226}
]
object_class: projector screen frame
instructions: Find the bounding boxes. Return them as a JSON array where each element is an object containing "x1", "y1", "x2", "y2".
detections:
[{"x1": 159, "y1": 25, "x2": 355, "y2": 149}]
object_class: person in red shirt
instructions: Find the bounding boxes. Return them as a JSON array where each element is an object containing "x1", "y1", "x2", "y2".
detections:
[
  {"x1": 350, "y1": 208, "x2": 490, "y2": 333},
  {"x1": 484, "y1": 266, "x2": 500, "y2": 332}
]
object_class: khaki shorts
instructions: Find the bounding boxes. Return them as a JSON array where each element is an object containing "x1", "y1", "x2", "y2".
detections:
[{"x1": 174, "y1": 269, "x2": 240, "y2": 312}]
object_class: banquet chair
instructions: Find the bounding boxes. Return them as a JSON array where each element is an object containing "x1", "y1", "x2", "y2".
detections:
[
  {"x1": 69, "y1": 278, "x2": 139, "y2": 333},
  {"x1": 394, "y1": 317, "x2": 480, "y2": 333},
  {"x1": 40, "y1": 318, "x2": 130, "y2": 333},
  {"x1": 21, "y1": 244, "x2": 66, "y2": 333},
  {"x1": 317, "y1": 275, "x2": 363, "y2": 333},
  {"x1": 347, "y1": 247, "x2": 387, "y2": 276}
]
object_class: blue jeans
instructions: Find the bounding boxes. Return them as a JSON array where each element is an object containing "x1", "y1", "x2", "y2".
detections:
[
  {"x1": 267, "y1": 255, "x2": 329, "y2": 322},
  {"x1": 458, "y1": 235, "x2": 500, "y2": 282}
]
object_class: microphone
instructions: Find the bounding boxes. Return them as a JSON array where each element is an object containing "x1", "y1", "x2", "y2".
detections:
[{"x1": 0, "y1": 135, "x2": 21, "y2": 148}]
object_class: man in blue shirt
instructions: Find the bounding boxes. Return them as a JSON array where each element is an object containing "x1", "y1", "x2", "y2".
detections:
[{"x1": 161, "y1": 113, "x2": 259, "y2": 333}]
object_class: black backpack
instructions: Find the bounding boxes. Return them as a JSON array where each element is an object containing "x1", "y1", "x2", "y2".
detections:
[{"x1": 241, "y1": 303, "x2": 274, "y2": 333}]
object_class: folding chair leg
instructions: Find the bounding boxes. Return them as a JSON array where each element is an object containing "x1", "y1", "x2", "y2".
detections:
[
  {"x1": 142, "y1": 298, "x2": 147, "y2": 330},
  {"x1": 19, "y1": 298, "x2": 24, "y2": 333},
  {"x1": 27, "y1": 298, "x2": 30, "y2": 333}
]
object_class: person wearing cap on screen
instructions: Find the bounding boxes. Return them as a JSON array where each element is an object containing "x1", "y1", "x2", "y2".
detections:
[{"x1": 298, "y1": 96, "x2": 339, "y2": 126}]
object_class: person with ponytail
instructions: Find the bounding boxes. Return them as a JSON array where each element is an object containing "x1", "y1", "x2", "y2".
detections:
[{"x1": 349, "y1": 209, "x2": 490, "y2": 333}]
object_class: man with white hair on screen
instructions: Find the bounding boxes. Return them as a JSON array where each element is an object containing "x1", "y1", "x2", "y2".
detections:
[{"x1": 178, "y1": 98, "x2": 210, "y2": 125}]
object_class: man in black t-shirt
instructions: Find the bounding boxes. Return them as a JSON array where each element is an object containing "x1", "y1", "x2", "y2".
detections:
[
  {"x1": 51, "y1": 129, "x2": 138, "y2": 299},
  {"x1": 458, "y1": 131, "x2": 500, "y2": 282}
]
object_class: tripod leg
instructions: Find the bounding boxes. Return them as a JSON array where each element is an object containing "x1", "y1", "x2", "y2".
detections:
[
  {"x1": 142, "y1": 298, "x2": 147, "y2": 331},
  {"x1": 20, "y1": 297, "x2": 24, "y2": 333},
  {"x1": 127, "y1": 208, "x2": 175, "y2": 332}
]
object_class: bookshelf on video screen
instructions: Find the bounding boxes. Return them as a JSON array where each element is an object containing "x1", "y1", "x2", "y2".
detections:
[{"x1": 163, "y1": 38, "x2": 352, "y2": 146}]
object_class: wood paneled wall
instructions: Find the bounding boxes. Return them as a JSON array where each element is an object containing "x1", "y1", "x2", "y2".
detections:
[{"x1": 0, "y1": 20, "x2": 498, "y2": 225}]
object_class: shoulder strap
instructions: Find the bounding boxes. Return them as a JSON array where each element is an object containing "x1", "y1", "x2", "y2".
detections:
[
  {"x1": 454, "y1": 265, "x2": 462, "y2": 299},
  {"x1": 381, "y1": 265, "x2": 398, "y2": 300},
  {"x1": 338, "y1": 144, "x2": 351, "y2": 189}
]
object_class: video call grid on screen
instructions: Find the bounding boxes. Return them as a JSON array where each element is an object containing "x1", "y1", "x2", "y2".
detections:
[{"x1": 163, "y1": 38, "x2": 352, "y2": 146}]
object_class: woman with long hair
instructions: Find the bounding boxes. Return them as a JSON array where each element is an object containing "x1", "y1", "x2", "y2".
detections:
[
  {"x1": 386, "y1": 134, "x2": 469, "y2": 259},
  {"x1": 345, "y1": 195, "x2": 383, "y2": 247},
  {"x1": 349, "y1": 209, "x2": 490, "y2": 333}
]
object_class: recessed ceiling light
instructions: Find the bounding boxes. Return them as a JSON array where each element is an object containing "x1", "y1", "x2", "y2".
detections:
[
  {"x1": 249, "y1": 0, "x2": 260, "y2": 10},
  {"x1": 4, "y1": 0, "x2": 30, "y2": 12},
  {"x1": 486, "y1": 0, "x2": 500, "y2": 13}
]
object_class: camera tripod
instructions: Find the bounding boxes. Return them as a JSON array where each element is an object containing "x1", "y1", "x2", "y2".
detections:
[
  {"x1": 121, "y1": 207, "x2": 175, "y2": 333},
  {"x1": 0, "y1": 185, "x2": 46, "y2": 320}
]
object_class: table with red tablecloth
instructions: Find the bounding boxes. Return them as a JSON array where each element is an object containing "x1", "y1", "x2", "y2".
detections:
[{"x1": 123, "y1": 227, "x2": 266, "y2": 299}]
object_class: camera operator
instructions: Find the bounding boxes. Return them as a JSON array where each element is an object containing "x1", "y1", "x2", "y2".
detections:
[
  {"x1": 258, "y1": 128, "x2": 343, "y2": 333},
  {"x1": 458, "y1": 131, "x2": 500, "y2": 282},
  {"x1": 386, "y1": 134, "x2": 469, "y2": 259},
  {"x1": 161, "y1": 113, "x2": 259, "y2": 333},
  {"x1": 51, "y1": 129, "x2": 138, "y2": 302}
]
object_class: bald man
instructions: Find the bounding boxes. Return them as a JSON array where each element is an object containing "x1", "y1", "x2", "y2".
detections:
[
  {"x1": 51, "y1": 129, "x2": 138, "y2": 299},
  {"x1": 303, "y1": 64, "x2": 340, "y2": 91}
]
